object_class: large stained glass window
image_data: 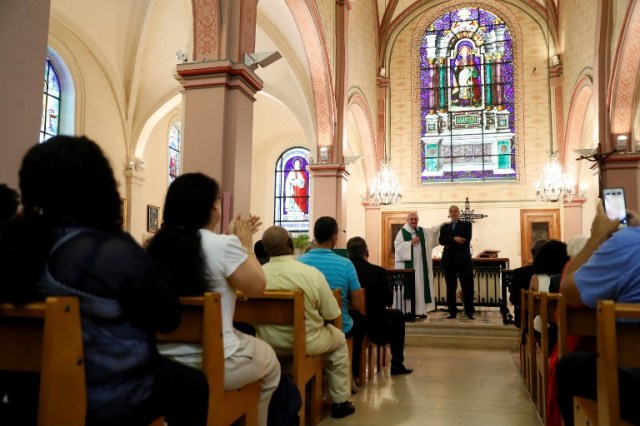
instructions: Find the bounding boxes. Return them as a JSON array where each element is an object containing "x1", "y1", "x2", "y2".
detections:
[
  {"x1": 41, "y1": 59, "x2": 60, "y2": 142},
  {"x1": 274, "y1": 147, "x2": 310, "y2": 233},
  {"x1": 420, "y1": 8, "x2": 515, "y2": 182},
  {"x1": 168, "y1": 123, "x2": 181, "y2": 184}
]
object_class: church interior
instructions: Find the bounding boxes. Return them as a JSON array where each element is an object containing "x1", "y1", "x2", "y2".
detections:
[
  {"x1": 3, "y1": 0, "x2": 640, "y2": 267},
  {"x1": 2, "y1": 0, "x2": 640, "y2": 424}
]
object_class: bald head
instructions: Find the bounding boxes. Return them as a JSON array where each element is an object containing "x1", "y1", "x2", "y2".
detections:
[
  {"x1": 406, "y1": 212, "x2": 419, "y2": 230},
  {"x1": 262, "y1": 226, "x2": 294, "y2": 257}
]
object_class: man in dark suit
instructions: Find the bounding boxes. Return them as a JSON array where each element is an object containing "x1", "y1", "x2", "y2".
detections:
[
  {"x1": 439, "y1": 205, "x2": 475, "y2": 319},
  {"x1": 509, "y1": 239, "x2": 548, "y2": 327},
  {"x1": 346, "y1": 236, "x2": 412, "y2": 375}
]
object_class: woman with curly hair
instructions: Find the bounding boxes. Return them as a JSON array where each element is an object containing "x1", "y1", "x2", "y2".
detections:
[
  {"x1": 146, "y1": 172, "x2": 280, "y2": 426},
  {"x1": 0, "y1": 136, "x2": 208, "y2": 426}
]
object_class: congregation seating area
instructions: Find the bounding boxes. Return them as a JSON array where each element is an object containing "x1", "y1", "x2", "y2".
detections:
[
  {"x1": 4, "y1": 287, "x2": 639, "y2": 425},
  {"x1": 0, "y1": 289, "x2": 391, "y2": 426},
  {"x1": 518, "y1": 290, "x2": 640, "y2": 425}
]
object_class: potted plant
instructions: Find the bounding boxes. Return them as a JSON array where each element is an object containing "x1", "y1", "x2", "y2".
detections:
[{"x1": 291, "y1": 233, "x2": 311, "y2": 255}]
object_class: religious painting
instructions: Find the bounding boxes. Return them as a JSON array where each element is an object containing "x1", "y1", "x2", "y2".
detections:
[
  {"x1": 419, "y1": 7, "x2": 516, "y2": 182},
  {"x1": 147, "y1": 205, "x2": 159, "y2": 233},
  {"x1": 274, "y1": 147, "x2": 310, "y2": 233}
]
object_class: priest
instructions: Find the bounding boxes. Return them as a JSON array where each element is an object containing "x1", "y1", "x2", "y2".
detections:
[{"x1": 394, "y1": 212, "x2": 442, "y2": 318}]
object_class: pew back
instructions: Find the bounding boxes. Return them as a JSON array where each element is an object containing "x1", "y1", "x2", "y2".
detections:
[
  {"x1": 234, "y1": 289, "x2": 341, "y2": 426},
  {"x1": 596, "y1": 300, "x2": 640, "y2": 425},
  {"x1": 0, "y1": 297, "x2": 86, "y2": 426},
  {"x1": 157, "y1": 292, "x2": 260, "y2": 426}
]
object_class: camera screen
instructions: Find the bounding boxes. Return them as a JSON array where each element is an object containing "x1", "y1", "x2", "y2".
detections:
[{"x1": 603, "y1": 189, "x2": 627, "y2": 223}]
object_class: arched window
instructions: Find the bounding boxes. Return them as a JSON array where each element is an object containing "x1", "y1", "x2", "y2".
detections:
[
  {"x1": 274, "y1": 147, "x2": 310, "y2": 233},
  {"x1": 420, "y1": 8, "x2": 515, "y2": 182},
  {"x1": 168, "y1": 123, "x2": 181, "y2": 184},
  {"x1": 41, "y1": 58, "x2": 60, "y2": 142}
]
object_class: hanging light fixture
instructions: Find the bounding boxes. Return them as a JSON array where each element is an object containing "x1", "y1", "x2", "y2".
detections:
[
  {"x1": 368, "y1": 157, "x2": 402, "y2": 205},
  {"x1": 535, "y1": 152, "x2": 575, "y2": 202}
]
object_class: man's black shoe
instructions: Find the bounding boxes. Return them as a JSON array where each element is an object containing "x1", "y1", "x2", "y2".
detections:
[
  {"x1": 390, "y1": 364, "x2": 413, "y2": 375},
  {"x1": 466, "y1": 314, "x2": 475, "y2": 320},
  {"x1": 331, "y1": 401, "x2": 355, "y2": 418},
  {"x1": 446, "y1": 314, "x2": 456, "y2": 319},
  {"x1": 416, "y1": 314, "x2": 428, "y2": 319}
]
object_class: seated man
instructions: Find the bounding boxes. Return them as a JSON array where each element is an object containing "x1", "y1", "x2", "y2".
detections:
[
  {"x1": 557, "y1": 202, "x2": 640, "y2": 425},
  {"x1": 258, "y1": 226, "x2": 355, "y2": 419},
  {"x1": 347, "y1": 236, "x2": 413, "y2": 376},
  {"x1": 509, "y1": 239, "x2": 548, "y2": 327},
  {"x1": 298, "y1": 217, "x2": 366, "y2": 384}
]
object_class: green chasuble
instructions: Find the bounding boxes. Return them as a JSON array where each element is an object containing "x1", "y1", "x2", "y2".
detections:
[{"x1": 401, "y1": 227, "x2": 431, "y2": 303}]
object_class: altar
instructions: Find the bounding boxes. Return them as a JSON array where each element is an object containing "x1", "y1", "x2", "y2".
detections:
[{"x1": 388, "y1": 257, "x2": 511, "y2": 323}]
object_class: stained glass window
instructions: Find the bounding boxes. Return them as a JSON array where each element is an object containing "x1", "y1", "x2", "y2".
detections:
[
  {"x1": 419, "y1": 8, "x2": 515, "y2": 182},
  {"x1": 274, "y1": 147, "x2": 310, "y2": 233},
  {"x1": 168, "y1": 123, "x2": 181, "y2": 184},
  {"x1": 41, "y1": 59, "x2": 60, "y2": 142}
]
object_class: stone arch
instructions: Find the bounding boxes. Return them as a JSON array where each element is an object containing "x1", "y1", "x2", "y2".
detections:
[
  {"x1": 285, "y1": 0, "x2": 335, "y2": 149},
  {"x1": 564, "y1": 74, "x2": 594, "y2": 182},
  {"x1": 348, "y1": 89, "x2": 378, "y2": 184},
  {"x1": 610, "y1": 1, "x2": 640, "y2": 138}
]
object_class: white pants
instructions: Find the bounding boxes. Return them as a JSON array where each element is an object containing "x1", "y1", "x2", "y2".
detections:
[{"x1": 224, "y1": 333, "x2": 281, "y2": 426}]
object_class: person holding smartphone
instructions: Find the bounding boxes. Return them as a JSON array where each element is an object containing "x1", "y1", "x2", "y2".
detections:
[{"x1": 556, "y1": 201, "x2": 640, "y2": 425}]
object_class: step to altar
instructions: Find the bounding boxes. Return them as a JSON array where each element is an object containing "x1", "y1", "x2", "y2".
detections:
[{"x1": 405, "y1": 309, "x2": 519, "y2": 350}]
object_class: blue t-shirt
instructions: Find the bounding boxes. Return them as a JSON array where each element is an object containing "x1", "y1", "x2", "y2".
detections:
[
  {"x1": 575, "y1": 226, "x2": 640, "y2": 309},
  {"x1": 298, "y1": 248, "x2": 361, "y2": 333}
]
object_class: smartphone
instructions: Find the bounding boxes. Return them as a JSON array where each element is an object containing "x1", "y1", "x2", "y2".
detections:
[{"x1": 603, "y1": 187, "x2": 628, "y2": 226}]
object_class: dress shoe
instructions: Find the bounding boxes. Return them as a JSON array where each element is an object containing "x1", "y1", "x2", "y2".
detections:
[
  {"x1": 415, "y1": 314, "x2": 428, "y2": 320},
  {"x1": 466, "y1": 314, "x2": 475, "y2": 320},
  {"x1": 331, "y1": 401, "x2": 356, "y2": 418},
  {"x1": 390, "y1": 364, "x2": 413, "y2": 375},
  {"x1": 446, "y1": 314, "x2": 457, "y2": 319}
]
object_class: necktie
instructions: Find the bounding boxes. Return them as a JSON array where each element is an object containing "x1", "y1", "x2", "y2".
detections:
[{"x1": 452, "y1": 222, "x2": 456, "y2": 231}]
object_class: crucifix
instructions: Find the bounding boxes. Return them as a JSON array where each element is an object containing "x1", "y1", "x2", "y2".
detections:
[
  {"x1": 574, "y1": 144, "x2": 618, "y2": 198},
  {"x1": 459, "y1": 197, "x2": 488, "y2": 222}
]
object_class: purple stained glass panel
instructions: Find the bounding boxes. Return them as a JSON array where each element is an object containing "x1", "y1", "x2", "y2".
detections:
[
  {"x1": 41, "y1": 59, "x2": 61, "y2": 142},
  {"x1": 419, "y1": 8, "x2": 516, "y2": 183}
]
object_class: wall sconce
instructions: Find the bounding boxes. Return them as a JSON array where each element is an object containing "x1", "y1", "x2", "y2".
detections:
[
  {"x1": 616, "y1": 135, "x2": 629, "y2": 153},
  {"x1": 578, "y1": 183, "x2": 587, "y2": 197},
  {"x1": 127, "y1": 158, "x2": 145, "y2": 172},
  {"x1": 551, "y1": 54, "x2": 561, "y2": 67},
  {"x1": 319, "y1": 146, "x2": 330, "y2": 163}
]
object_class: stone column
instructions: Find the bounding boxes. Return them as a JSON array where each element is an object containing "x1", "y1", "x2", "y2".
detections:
[
  {"x1": 176, "y1": 0, "x2": 260, "y2": 219},
  {"x1": 562, "y1": 197, "x2": 585, "y2": 241},
  {"x1": 364, "y1": 203, "x2": 381, "y2": 265},
  {"x1": 0, "y1": 0, "x2": 51, "y2": 187},
  {"x1": 124, "y1": 169, "x2": 146, "y2": 239},
  {"x1": 308, "y1": 164, "x2": 349, "y2": 247}
]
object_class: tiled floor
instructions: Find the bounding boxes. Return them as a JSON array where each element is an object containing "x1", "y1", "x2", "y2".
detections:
[{"x1": 318, "y1": 346, "x2": 541, "y2": 426}]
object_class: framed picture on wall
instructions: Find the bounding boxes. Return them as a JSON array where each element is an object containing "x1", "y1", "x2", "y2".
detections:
[
  {"x1": 120, "y1": 197, "x2": 127, "y2": 229},
  {"x1": 147, "y1": 205, "x2": 159, "y2": 233}
]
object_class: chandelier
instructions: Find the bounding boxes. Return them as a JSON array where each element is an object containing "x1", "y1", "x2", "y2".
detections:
[
  {"x1": 535, "y1": 152, "x2": 575, "y2": 202},
  {"x1": 369, "y1": 157, "x2": 402, "y2": 205}
]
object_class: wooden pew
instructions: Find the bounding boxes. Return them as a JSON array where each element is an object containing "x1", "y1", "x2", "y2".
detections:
[
  {"x1": 573, "y1": 301, "x2": 640, "y2": 426},
  {"x1": 555, "y1": 302, "x2": 597, "y2": 426},
  {"x1": 360, "y1": 289, "x2": 389, "y2": 382},
  {"x1": 526, "y1": 290, "x2": 539, "y2": 402},
  {"x1": 157, "y1": 292, "x2": 261, "y2": 426},
  {"x1": 519, "y1": 289, "x2": 529, "y2": 380},
  {"x1": 345, "y1": 287, "x2": 368, "y2": 386},
  {"x1": 0, "y1": 297, "x2": 85, "y2": 426},
  {"x1": 234, "y1": 289, "x2": 342, "y2": 426},
  {"x1": 533, "y1": 292, "x2": 564, "y2": 420}
]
